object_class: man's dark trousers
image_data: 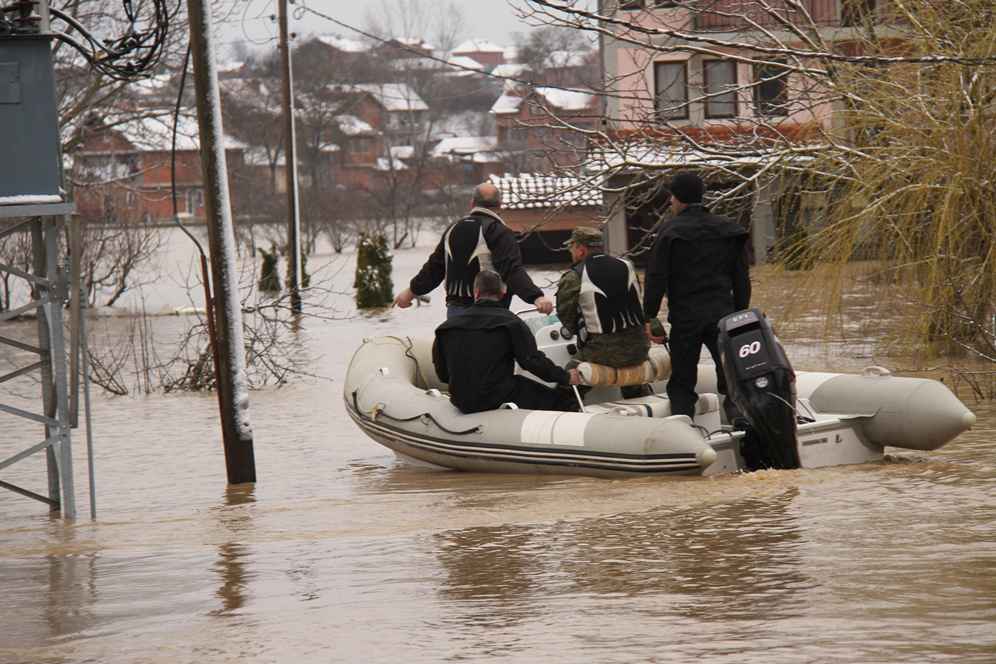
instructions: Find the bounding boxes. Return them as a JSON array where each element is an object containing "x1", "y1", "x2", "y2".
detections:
[{"x1": 666, "y1": 317, "x2": 728, "y2": 418}]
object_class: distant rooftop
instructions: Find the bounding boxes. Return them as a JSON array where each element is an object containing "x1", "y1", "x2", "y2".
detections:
[
  {"x1": 314, "y1": 34, "x2": 370, "y2": 53},
  {"x1": 490, "y1": 87, "x2": 596, "y2": 115},
  {"x1": 452, "y1": 38, "x2": 505, "y2": 54},
  {"x1": 491, "y1": 63, "x2": 530, "y2": 79},
  {"x1": 82, "y1": 113, "x2": 245, "y2": 153},
  {"x1": 349, "y1": 83, "x2": 429, "y2": 112},
  {"x1": 490, "y1": 173, "x2": 603, "y2": 210},
  {"x1": 445, "y1": 55, "x2": 486, "y2": 75},
  {"x1": 335, "y1": 114, "x2": 377, "y2": 136}
]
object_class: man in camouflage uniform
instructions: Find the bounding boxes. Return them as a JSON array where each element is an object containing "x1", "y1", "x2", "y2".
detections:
[{"x1": 556, "y1": 226, "x2": 650, "y2": 372}]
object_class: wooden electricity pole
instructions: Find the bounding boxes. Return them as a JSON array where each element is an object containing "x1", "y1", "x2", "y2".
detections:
[
  {"x1": 278, "y1": 0, "x2": 303, "y2": 313},
  {"x1": 186, "y1": 0, "x2": 256, "y2": 483}
]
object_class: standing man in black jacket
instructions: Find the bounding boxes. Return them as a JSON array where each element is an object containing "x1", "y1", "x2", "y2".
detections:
[
  {"x1": 643, "y1": 172, "x2": 751, "y2": 418},
  {"x1": 394, "y1": 182, "x2": 553, "y2": 318},
  {"x1": 433, "y1": 271, "x2": 579, "y2": 413}
]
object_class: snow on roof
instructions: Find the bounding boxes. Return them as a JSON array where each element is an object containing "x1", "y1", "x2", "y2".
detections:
[
  {"x1": 131, "y1": 73, "x2": 172, "y2": 96},
  {"x1": 445, "y1": 55, "x2": 485, "y2": 74},
  {"x1": 315, "y1": 34, "x2": 370, "y2": 53},
  {"x1": 335, "y1": 114, "x2": 377, "y2": 136},
  {"x1": 490, "y1": 173, "x2": 603, "y2": 210},
  {"x1": 107, "y1": 114, "x2": 245, "y2": 152},
  {"x1": 503, "y1": 46, "x2": 519, "y2": 62},
  {"x1": 543, "y1": 50, "x2": 592, "y2": 69},
  {"x1": 216, "y1": 60, "x2": 245, "y2": 73},
  {"x1": 432, "y1": 136, "x2": 497, "y2": 159},
  {"x1": 351, "y1": 83, "x2": 429, "y2": 112},
  {"x1": 390, "y1": 145, "x2": 415, "y2": 160},
  {"x1": 490, "y1": 93, "x2": 526, "y2": 114},
  {"x1": 535, "y1": 86, "x2": 596, "y2": 111},
  {"x1": 243, "y1": 146, "x2": 285, "y2": 167},
  {"x1": 452, "y1": 38, "x2": 505, "y2": 54},
  {"x1": 473, "y1": 151, "x2": 503, "y2": 164},
  {"x1": 395, "y1": 37, "x2": 434, "y2": 50},
  {"x1": 583, "y1": 142, "x2": 809, "y2": 175},
  {"x1": 491, "y1": 63, "x2": 530, "y2": 79},
  {"x1": 376, "y1": 156, "x2": 408, "y2": 171}
]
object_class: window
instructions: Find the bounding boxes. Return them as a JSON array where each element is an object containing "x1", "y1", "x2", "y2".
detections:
[
  {"x1": 753, "y1": 62, "x2": 789, "y2": 116},
  {"x1": 620, "y1": 0, "x2": 679, "y2": 7},
  {"x1": 704, "y1": 59, "x2": 737, "y2": 118},
  {"x1": 654, "y1": 61, "x2": 688, "y2": 120},
  {"x1": 186, "y1": 188, "x2": 204, "y2": 213},
  {"x1": 349, "y1": 137, "x2": 374, "y2": 153}
]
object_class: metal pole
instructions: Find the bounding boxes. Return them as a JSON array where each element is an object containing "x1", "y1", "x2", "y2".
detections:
[
  {"x1": 572, "y1": 385, "x2": 587, "y2": 414},
  {"x1": 69, "y1": 217, "x2": 81, "y2": 426},
  {"x1": 80, "y1": 292, "x2": 96, "y2": 519},
  {"x1": 45, "y1": 217, "x2": 74, "y2": 518},
  {"x1": 32, "y1": 219, "x2": 60, "y2": 511},
  {"x1": 278, "y1": 0, "x2": 303, "y2": 313},
  {"x1": 186, "y1": 0, "x2": 256, "y2": 483}
]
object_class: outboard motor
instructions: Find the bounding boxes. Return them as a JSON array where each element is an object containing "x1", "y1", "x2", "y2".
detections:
[{"x1": 717, "y1": 309, "x2": 801, "y2": 471}]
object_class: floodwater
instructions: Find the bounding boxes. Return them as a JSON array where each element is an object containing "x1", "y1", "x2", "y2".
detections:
[{"x1": 1, "y1": 227, "x2": 994, "y2": 663}]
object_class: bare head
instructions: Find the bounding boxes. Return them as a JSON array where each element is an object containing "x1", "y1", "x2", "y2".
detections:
[
  {"x1": 474, "y1": 270, "x2": 506, "y2": 302},
  {"x1": 472, "y1": 182, "x2": 502, "y2": 210}
]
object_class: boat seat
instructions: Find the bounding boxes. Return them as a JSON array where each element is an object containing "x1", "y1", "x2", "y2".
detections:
[
  {"x1": 573, "y1": 346, "x2": 671, "y2": 387},
  {"x1": 586, "y1": 393, "x2": 721, "y2": 422}
]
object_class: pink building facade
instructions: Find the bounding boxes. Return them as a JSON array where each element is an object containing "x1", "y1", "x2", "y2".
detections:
[{"x1": 598, "y1": 0, "x2": 885, "y2": 262}]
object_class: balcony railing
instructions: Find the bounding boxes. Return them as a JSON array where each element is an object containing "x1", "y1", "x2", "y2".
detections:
[{"x1": 692, "y1": 0, "x2": 877, "y2": 31}]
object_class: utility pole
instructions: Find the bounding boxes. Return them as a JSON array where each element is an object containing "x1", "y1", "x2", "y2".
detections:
[
  {"x1": 278, "y1": 0, "x2": 303, "y2": 313},
  {"x1": 186, "y1": 0, "x2": 256, "y2": 483}
]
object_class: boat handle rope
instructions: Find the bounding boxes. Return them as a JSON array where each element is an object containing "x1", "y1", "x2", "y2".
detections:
[{"x1": 352, "y1": 391, "x2": 482, "y2": 436}]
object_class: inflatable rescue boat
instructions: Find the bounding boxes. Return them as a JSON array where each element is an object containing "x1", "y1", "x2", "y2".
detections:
[{"x1": 344, "y1": 310, "x2": 976, "y2": 478}]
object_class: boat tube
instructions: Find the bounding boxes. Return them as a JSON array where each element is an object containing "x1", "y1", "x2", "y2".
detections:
[{"x1": 344, "y1": 313, "x2": 976, "y2": 478}]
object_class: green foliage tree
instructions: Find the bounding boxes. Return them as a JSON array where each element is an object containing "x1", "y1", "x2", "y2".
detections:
[{"x1": 354, "y1": 233, "x2": 393, "y2": 309}]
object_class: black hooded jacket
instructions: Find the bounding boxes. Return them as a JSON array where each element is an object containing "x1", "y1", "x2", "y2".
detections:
[
  {"x1": 432, "y1": 300, "x2": 569, "y2": 413},
  {"x1": 644, "y1": 205, "x2": 751, "y2": 323},
  {"x1": 409, "y1": 207, "x2": 544, "y2": 308}
]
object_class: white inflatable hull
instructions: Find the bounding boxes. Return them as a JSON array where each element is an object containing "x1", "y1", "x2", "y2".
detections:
[{"x1": 343, "y1": 331, "x2": 975, "y2": 479}]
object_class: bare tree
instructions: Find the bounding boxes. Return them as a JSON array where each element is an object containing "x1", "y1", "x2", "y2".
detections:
[{"x1": 511, "y1": 0, "x2": 996, "y2": 360}]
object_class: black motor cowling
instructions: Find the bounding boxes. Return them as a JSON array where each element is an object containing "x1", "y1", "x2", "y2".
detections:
[{"x1": 718, "y1": 309, "x2": 801, "y2": 471}]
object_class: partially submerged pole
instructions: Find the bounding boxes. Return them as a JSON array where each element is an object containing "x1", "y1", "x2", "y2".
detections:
[
  {"x1": 186, "y1": 0, "x2": 256, "y2": 483},
  {"x1": 278, "y1": 0, "x2": 303, "y2": 313}
]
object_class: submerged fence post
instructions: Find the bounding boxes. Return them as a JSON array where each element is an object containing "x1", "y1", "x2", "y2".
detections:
[{"x1": 186, "y1": 0, "x2": 256, "y2": 483}]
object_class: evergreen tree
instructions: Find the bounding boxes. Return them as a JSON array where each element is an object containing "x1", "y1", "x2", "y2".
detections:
[
  {"x1": 258, "y1": 245, "x2": 281, "y2": 292},
  {"x1": 354, "y1": 233, "x2": 393, "y2": 309}
]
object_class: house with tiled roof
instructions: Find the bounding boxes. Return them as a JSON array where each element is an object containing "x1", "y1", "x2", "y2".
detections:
[
  {"x1": 72, "y1": 113, "x2": 248, "y2": 223},
  {"x1": 491, "y1": 86, "x2": 600, "y2": 173},
  {"x1": 490, "y1": 173, "x2": 604, "y2": 263}
]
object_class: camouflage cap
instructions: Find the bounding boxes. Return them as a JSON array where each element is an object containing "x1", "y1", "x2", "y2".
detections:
[{"x1": 564, "y1": 226, "x2": 604, "y2": 248}]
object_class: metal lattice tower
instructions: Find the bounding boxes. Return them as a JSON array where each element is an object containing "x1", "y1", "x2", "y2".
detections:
[{"x1": 1, "y1": 0, "x2": 83, "y2": 518}]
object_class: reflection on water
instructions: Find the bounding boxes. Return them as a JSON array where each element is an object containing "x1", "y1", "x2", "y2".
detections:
[
  {"x1": 0, "y1": 232, "x2": 994, "y2": 663},
  {"x1": 211, "y1": 485, "x2": 256, "y2": 616},
  {"x1": 550, "y1": 489, "x2": 809, "y2": 622}
]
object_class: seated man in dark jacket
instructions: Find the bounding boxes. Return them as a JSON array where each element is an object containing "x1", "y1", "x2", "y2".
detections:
[{"x1": 433, "y1": 270, "x2": 580, "y2": 414}]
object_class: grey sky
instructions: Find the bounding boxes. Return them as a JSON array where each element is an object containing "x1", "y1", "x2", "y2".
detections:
[{"x1": 229, "y1": 0, "x2": 546, "y2": 55}]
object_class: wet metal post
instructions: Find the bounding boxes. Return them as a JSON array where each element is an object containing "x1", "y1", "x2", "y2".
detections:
[
  {"x1": 278, "y1": 0, "x2": 303, "y2": 313},
  {"x1": 186, "y1": 0, "x2": 257, "y2": 483}
]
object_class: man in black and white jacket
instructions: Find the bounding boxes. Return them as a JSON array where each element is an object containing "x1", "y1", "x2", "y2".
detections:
[{"x1": 394, "y1": 182, "x2": 553, "y2": 318}]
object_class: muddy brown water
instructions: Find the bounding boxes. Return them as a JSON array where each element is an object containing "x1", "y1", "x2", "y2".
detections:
[{"x1": 1, "y1": 229, "x2": 994, "y2": 663}]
